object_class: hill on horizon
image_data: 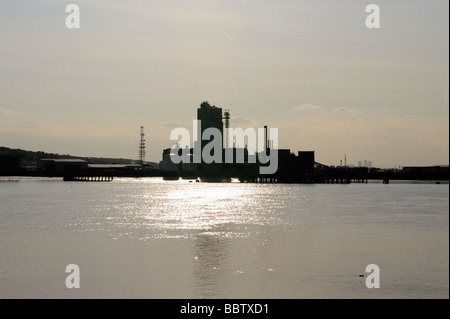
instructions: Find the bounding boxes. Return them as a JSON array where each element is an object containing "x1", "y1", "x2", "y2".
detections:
[{"x1": 0, "y1": 146, "x2": 158, "y2": 169}]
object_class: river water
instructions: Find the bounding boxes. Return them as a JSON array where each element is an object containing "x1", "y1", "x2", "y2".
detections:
[{"x1": 0, "y1": 177, "x2": 448, "y2": 298}]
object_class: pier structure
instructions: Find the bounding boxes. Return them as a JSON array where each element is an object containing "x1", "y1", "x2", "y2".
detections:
[{"x1": 63, "y1": 172, "x2": 114, "y2": 182}]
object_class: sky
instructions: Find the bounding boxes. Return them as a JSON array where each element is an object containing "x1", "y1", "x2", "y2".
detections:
[{"x1": 0, "y1": 0, "x2": 448, "y2": 168}]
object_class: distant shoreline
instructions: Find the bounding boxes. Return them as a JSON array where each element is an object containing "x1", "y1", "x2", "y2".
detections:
[{"x1": 1, "y1": 175, "x2": 448, "y2": 185}]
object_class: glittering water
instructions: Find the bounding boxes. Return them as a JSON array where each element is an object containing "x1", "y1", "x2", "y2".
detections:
[{"x1": 0, "y1": 177, "x2": 448, "y2": 298}]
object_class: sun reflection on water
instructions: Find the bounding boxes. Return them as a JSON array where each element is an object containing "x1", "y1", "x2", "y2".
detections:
[{"x1": 106, "y1": 179, "x2": 299, "y2": 240}]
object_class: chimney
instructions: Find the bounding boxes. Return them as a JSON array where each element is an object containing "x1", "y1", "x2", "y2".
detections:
[{"x1": 264, "y1": 125, "x2": 268, "y2": 150}]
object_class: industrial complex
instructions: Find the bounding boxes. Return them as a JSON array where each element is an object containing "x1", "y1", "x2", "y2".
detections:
[{"x1": 158, "y1": 101, "x2": 315, "y2": 182}]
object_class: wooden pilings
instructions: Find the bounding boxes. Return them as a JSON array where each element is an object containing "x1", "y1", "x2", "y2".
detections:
[
  {"x1": 256, "y1": 177, "x2": 278, "y2": 183},
  {"x1": 325, "y1": 178, "x2": 369, "y2": 184},
  {"x1": 63, "y1": 174, "x2": 114, "y2": 182},
  {"x1": 325, "y1": 178, "x2": 350, "y2": 184}
]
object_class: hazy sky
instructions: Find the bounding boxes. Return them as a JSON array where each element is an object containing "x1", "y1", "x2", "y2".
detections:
[{"x1": 0, "y1": 0, "x2": 448, "y2": 167}]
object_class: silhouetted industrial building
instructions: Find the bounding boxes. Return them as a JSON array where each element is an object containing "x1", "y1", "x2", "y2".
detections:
[
  {"x1": 37, "y1": 159, "x2": 88, "y2": 172},
  {"x1": 298, "y1": 151, "x2": 315, "y2": 171},
  {"x1": 274, "y1": 149, "x2": 316, "y2": 182},
  {"x1": 197, "y1": 101, "x2": 223, "y2": 152},
  {"x1": 159, "y1": 101, "x2": 317, "y2": 181}
]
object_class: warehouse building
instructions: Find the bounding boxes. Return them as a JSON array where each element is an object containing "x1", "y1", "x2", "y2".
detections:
[{"x1": 37, "y1": 159, "x2": 88, "y2": 173}]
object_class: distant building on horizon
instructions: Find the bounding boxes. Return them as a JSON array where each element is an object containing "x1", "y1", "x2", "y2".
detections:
[
  {"x1": 364, "y1": 160, "x2": 372, "y2": 168},
  {"x1": 359, "y1": 159, "x2": 373, "y2": 168}
]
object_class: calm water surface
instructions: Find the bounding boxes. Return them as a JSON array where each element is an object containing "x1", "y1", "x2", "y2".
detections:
[{"x1": 0, "y1": 177, "x2": 448, "y2": 298}]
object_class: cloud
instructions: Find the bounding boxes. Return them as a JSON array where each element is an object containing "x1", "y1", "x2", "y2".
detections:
[
  {"x1": 157, "y1": 121, "x2": 188, "y2": 129},
  {"x1": 0, "y1": 108, "x2": 14, "y2": 115},
  {"x1": 333, "y1": 107, "x2": 357, "y2": 113},
  {"x1": 232, "y1": 85, "x2": 260, "y2": 111},
  {"x1": 243, "y1": 25, "x2": 383, "y2": 46},
  {"x1": 357, "y1": 116, "x2": 385, "y2": 122},
  {"x1": 222, "y1": 31, "x2": 239, "y2": 47},
  {"x1": 15, "y1": 120, "x2": 40, "y2": 129},
  {"x1": 294, "y1": 104, "x2": 321, "y2": 110},
  {"x1": 230, "y1": 116, "x2": 257, "y2": 126},
  {"x1": 443, "y1": 73, "x2": 449, "y2": 116}
]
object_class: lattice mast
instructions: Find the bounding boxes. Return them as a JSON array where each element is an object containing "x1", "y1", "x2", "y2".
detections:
[
  {"x1": 139, "y1": 126, "x2": 145, "y2": 165},
  {"x1": 223, "y1": 109, "x2": 230, "y2": 149}
]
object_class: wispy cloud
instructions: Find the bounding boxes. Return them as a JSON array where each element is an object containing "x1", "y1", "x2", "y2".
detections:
[
  {"x1": 357, "y1": 116, "x2": 385, "y2": 122},
  {"x1": 157, "y1": 121, "x2": 189, "y2": 129},
  {"x1": 231, "y1": 116, "x2": 258, "y2": 126},
  {"x1": 443, "y1": 73, "x2": 449, "y2": 116},
  {"x1": 334, "y1": 107, "x2": 357, "y2": 113},
  {"x1": 232, "y1": 84, "x2": 260, "y2": 111},
  {"x1": 15, "y1": 120, "x2": 41, "y2": 129},
  {"x1": 243, "y1": 25, "x2": 384, "y2": 46},
  {"x1": 222, "y1": 31, "x2": 239, "y2": 47},
  {"x1": 0, "y1": 108, "x2": 14, "y2": 115},
  {"x1": 294, "y1": 104, "x2": 321, "y2": 110}
]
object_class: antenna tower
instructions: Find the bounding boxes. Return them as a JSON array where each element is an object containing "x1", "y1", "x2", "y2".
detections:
[
  {"x1": 139, "y1": 126, "x2": 145, "y2": 165},
  {"x1": 223, "y1": 109, "x2": 230, "y2": 149}
]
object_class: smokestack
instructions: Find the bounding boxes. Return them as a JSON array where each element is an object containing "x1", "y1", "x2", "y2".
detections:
[{"x1": 264, "y1": 125, "x2": 268, "y2": 150}]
